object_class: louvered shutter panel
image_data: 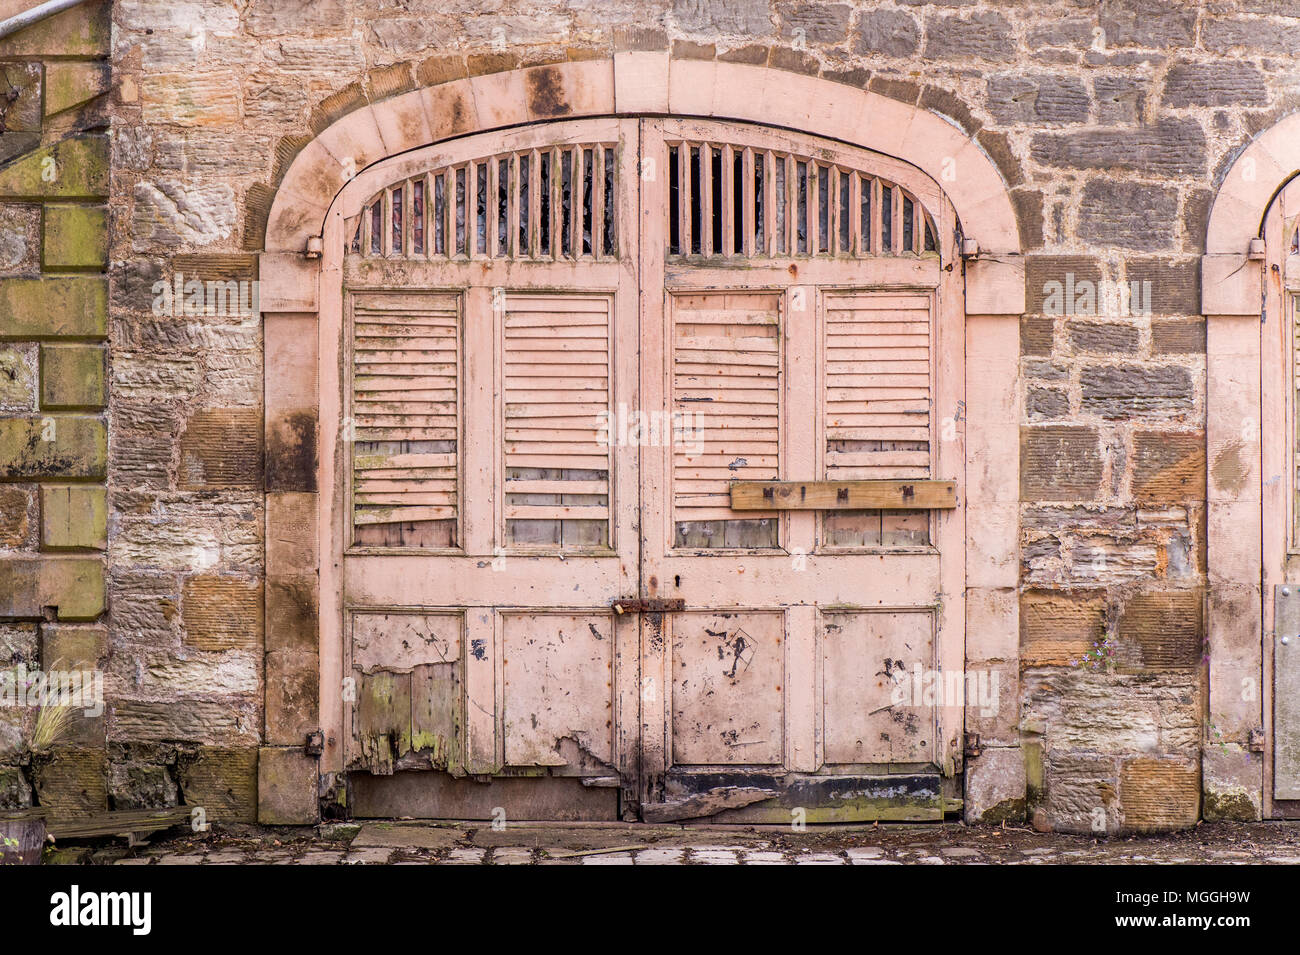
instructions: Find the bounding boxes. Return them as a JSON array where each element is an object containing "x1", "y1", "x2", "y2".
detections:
[
  {"x1": 824, "y1": 291, "x2": 932, "y2": 477},
  {"x1": 350, "y1": 292, "x2": 461, "y2": 548},
  {"x1": 822, "y1": 290, "x2": 933, "y2": 548},
  {"x1": 672, "y1": 291, "x2": 781, "y2": 548},
  {"x1": 503, "y1": 293, "x2": 613, "y2": 548}
]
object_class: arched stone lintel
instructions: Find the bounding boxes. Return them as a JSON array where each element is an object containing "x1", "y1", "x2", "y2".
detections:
[{"x1": 265, "y1": 53, "x2": 1022, "y2": 260}]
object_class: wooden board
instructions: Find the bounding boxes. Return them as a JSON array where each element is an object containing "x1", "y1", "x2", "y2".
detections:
[{"x1": 729, "y1": 479, "x2": 957, "y2": 510}]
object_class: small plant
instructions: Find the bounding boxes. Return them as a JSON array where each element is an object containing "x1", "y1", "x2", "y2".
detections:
[
  {"x1": 1072, "y1": 631, "x2": 1117, "y2": 672},
  {"x1": 1206, "y1": 721, "x2": 1231, "y2": 756},
  {"x1": 6, "y1": 657, "x2": 78, "y2": 755}
]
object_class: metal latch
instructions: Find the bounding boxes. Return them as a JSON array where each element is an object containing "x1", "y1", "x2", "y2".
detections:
[
  {"x1": 963, "y1": 732, "x2": 983, "y2": 759},
  {"x1": 612, "y1": 598, "x2": 685, "y2": 614}
]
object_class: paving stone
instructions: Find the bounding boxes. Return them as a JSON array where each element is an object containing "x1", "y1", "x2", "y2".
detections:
[
  {"x1": 742, "y1": 850, "x2": 787, "y2": 865},
  {"x1": 491, "y1": 847, "x2": 534, "y2": 865},
  {"x1": 293, "y1": 850, "x2": 346, "y2": 865},
  {"x1": 582, "y1": 852, "x2": 634, "y2": 865},
  {"x1": 443, "y1": 847, "x2": 486, "y2": 865},
  {"x1": 156, "y1": 854, "x2": 204, "y2": 865},
  {"x1": 635, "y1": 848, "x2": 686, "y2": 864},
  {"x1": 690, "y1": 847, "x2": 740, "y2": 864},
  {"x1": 847, "y1": 847, "x2": 884, "y2": 860},
  {"x1": 343, "y1": 847, "x2": 394, "y2": 864},
  {"x1": 352, "y1": 822, "x2": 461, "y2": 850},
  {"x1": 795, "y1": 852, "x2": 846, "y2": 864}
]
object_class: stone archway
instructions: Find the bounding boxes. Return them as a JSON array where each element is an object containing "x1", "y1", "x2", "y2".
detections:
[{"x1": 254, "y1": 53, "x2": 1026, "y2": 824}]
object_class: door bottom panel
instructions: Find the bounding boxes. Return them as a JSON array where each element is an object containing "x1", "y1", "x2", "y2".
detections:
[{"x1": 350, "y1": 772, "x2": 620, "y2": 821}]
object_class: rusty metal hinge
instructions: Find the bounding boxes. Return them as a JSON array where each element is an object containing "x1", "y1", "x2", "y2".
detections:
[
  {"x1": 1249, "y1": 727, "x2": 1266, "y2": 753},
  {"x1": 963, "y1": 732, "x2": 982, "y2": 759},
  {"x1": 304, "y1": 730, "x2": 324, "y2": 757},
  {"x1": 612, "y1": 598, "x2": 685, "y2": 615}
]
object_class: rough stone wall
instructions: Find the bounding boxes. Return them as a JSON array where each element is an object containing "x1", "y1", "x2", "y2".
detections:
[{"x1": 4, "y1": 0, "x2": 1289, "y2": 828}]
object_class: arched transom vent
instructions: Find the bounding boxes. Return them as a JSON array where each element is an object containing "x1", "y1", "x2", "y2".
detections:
[
  {"x1": 666, "y1": 139, "x2": 937, "y2": 259},
  {"x1": 347, "y1": 142, "x2": 619, "y2": 260}
]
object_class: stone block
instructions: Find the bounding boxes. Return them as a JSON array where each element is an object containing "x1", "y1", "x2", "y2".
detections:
[
  {"x1": 1119, "y1": 756, "x2": 1199, "y2": 832},
  {"x1": 1030, "y1": 119, "x2": 1205, "y2": 177},
  {"x1": 987, "y1": 74, "x2": 1089, "y2": 124},
  {"x1": 258, "y1": 746, "x2": 318, "y2": 825},
  {"x1": 0, "y1": 276, "x2": 107, "y2": 339},
  {"x1": 39, "y1": 344, "x2": 105, "y2": 409},
  {"x1": 0, "y1": 556, "x2": 104, "y2": 620},
  {"x1": 0, "y1": 415, "x2": 105, "y2": 479},
  {"x1": 39, "y1": 484, "x2": 106, "y2": 550},
  {"x1": 1152, "y1": 319, "x2": 1206, "y2": 354},
  {"x1": 1131, "y1": 430, "x2": 1204, "y2": 503},
  {"x1": 964, "y1": 746, "x2": 1026, "y2": 824},
  {"x1": 42, "y1": 204, "x2": 107, "y2": 270},
  {"x1": 178, "y1": 747, "x2": 258, "y2": 823},
  {"x1": 1162, "y1": 61, "x2": 1267, "y2": 108},
  {"x1": 0, "y1": 135, "x2": 109, "y2": 200},
  {"x1": 265, "y1": 648, "x2": 319, "y2": 746},
  {"x1": 0, "y1": 485, "x2": 32, "y2": 548},
  {"x1": 0, "y1": 63, "x2": 42, "y2": 132},
  {"x1": 178, "y1": 407, "x2": 262, "y2": 489},
  {"x1": 1080, "y1": 364, "x2": 1194, "y2": 417},
  {"x1": 1078, "y1": 180, "x2": 1179, "y2": 251},
  {"x1": 0, "y1": 345, "x2": 35, "y2": 410},
  {"x1": 1116, "y1": 589, "x2": 1203, "y2": 669},
  {"x1": 182, "y1": 574, "x2": 262, "y2": 651},
  {"x1": 923, "y1": 11, "x2": 1014, "y2": 61},
  {"x1": 1021, "y1": 590, "x2": 1106, "y2": 666},
  {"x1": 31, "y1": 749, "x2": 108, "y2": 818},
  {"x1": 43, "y1": 62, "x2": 111, "y2": 116},
  {"x1": 855, "y1": 8, "x2": 920, "y2": 57},
  {"x1": 0, "y1": 0, "x2": 109, "y2": 57},
  {"x1": 1020, "y1": 426, "x2": 1103, "y2": 501}
]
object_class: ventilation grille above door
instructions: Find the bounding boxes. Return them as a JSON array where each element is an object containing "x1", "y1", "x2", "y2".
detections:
[
  {"x1": 347, "y1": 144, "x2": 619, "y2": 261},
  {"x1": 666, "y1": 141, "x2": 938, "y2": 260},
  {"x1": 349, "y1": 291, "x2": 461, "y2": 549}
]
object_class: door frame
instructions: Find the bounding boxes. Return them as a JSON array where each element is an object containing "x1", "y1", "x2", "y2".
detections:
[
  {"x1": 255, "y1": 53, "x2": 1025, "y2": 825},
  {"x1": 1201, "y1": 111, "x2": 1300, "y2": 822}
]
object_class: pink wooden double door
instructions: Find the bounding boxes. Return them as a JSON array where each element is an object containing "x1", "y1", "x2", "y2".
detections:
[{"x1": 337, "y1": 116, "x2": 965, "y2": 820}]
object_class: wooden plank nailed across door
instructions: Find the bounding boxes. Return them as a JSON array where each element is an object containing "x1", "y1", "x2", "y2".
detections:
[{"x1": 730, "y1": 479, "x2": 957, "y2": 510}]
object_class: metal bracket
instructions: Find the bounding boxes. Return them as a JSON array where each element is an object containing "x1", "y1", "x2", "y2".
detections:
[
  {"x1": 304, "y1": 730, "x2": 324, "y2": 756},
  {"x1": 1249, "y1": 727, "x2": 1266, "y2": 753},
  {"x1": 612, "y1": 598, "x2": 685, "y2": 615},
  {"x1": 963, "y1": 732, "x2": 983, "y2": 759}
]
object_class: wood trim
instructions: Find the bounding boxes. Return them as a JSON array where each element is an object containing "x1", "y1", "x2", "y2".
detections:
[{"x1": 730, "y1": 479, "x2": 958, "y2": 510}]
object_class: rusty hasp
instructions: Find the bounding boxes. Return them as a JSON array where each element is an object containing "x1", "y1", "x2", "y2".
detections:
[{"x1": 729, "y1": 479, "x2": 958, "y2": 510}]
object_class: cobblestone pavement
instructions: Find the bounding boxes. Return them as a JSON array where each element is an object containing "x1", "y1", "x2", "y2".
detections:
[{"x1": 39, "y1": 820, "x2": 1300, "y2": 865}]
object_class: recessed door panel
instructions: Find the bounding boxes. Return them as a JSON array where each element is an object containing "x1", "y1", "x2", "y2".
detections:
[
  {"x1": 822, "y1": 610, "x2": 936, "y2": 765},
  {"x1": 671, "y1": 610, "x2": 785, "y2": 766},
  {"x1": 503, "y1": 612, "x2": 615, "y2": 773}
]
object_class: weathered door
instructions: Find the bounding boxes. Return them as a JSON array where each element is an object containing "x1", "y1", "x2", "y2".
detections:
[
  {"x1": 339, "y1": 119, "x2": 643, "y2": 817},
  {"x1": 635, "y1": 120, "x2": 965, "y2": 821},
  {"x1": 333, "y1": 115, "x2": 964, "y2": 821}
]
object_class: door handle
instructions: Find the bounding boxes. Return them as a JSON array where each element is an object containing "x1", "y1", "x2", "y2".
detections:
[{"x1": 612, "y1": 598, "x2": 685, "y2": 614}]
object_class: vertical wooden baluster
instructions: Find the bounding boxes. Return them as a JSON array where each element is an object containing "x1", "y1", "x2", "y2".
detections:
[
  {"x1": 700, "y1": 143, "x2": 712, "y2": 257},
  {"x1": 742, "y1": 147, "x2": 755, "y2": 259},
  {"x1": 849, "y1": 171, "x2": 861, "y2": 256}
]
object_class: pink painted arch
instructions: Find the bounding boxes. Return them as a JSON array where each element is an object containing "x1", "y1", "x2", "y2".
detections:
[{"x1": 265, "y1": 54, "x2": 1022, "y2": 257}]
